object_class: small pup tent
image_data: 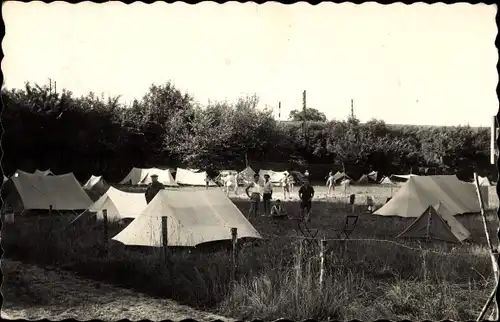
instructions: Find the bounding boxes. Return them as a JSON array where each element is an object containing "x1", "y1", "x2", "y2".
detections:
[
  {"x1": 379, "y1": 176, "x2": 395, "y2": 185},
  {"x1": 397, "y1": 202, "x2": 471, "y2": 243},
  {"x1": 175, "y1": 168, "x2": 216, "y2": 186},
  {"x1": 389, "y1": 174, "x2": 417, "y2": 183},
  {"x1": 112, "y1": 189, "x2": 262, "y2": 247},
  {"x1": 356, "y1": 175, "x2": 370, "y2": 184},
  {"x1": 238, "y1": 166, "x2": 256, "y2": 185},
  {"x1": 4, "y1": 171, "x2": 93, "y2": 212},
  {"x1": 88, "y1": 186, "x2": 148, "y2": 221},
  {"x1": 367, "y1": 171, "x2": 378, "y2": 181},
  {"x1": 33, "y1": 169, "x2": 54, "y2": 176},
  {"x1": 332, "y1": 171, "x2": 352, "y2": 183},
  {"x1": 478, "y1": 176, "x2": 492, "y2": 186},
  {"x1": 120, "y1": 167, "x2": 178, "y2": 186},
  {"x1": 83, "y1": 175, "x2": 109, "y2": 191},
  {"x1": 258, "y1": 169, "x2": 289, "y2": 184}
]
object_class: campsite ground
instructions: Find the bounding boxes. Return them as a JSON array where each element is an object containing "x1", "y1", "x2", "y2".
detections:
[
  {"x1": 0, "y1": 259, "x2": 234, "y2": 321},
  {"x1": 1, "y1": 183, "x2": 498, "y2": 321}
]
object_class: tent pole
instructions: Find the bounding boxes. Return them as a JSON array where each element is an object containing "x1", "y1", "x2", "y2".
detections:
[{"x1": 473, "y1": 172, "x2": 499, "y2": 320}]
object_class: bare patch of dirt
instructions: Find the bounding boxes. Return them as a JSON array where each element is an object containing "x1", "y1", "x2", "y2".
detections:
[{"x1": 1, "y1": 259, "x2": 234, "y2": 321}]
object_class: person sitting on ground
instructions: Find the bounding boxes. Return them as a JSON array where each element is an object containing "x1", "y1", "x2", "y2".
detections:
[
  {"x1": 270, "y1": 199, "x2": 287, "y2": 218},
  {"x1": 326, "y1": 171, "x2": 335, "y2": 196},
  {"x1": 298, "y1": 180, "x2": 315, "y2": 223},
  {"x1": 145, "y1": 174, "x2": 165, "y2": 204},
  {"x1": 245, "y1": 173, "x2": 263, "y2": 218}
]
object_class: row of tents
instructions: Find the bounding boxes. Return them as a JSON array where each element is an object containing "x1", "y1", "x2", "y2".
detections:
[{"x1": 2, "y1": 170, "x2": 263, "y2": 247}]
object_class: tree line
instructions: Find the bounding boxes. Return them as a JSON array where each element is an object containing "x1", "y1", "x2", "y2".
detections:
[{"x1": 2, "y1": 81, "x2": 494, "y2": 182}]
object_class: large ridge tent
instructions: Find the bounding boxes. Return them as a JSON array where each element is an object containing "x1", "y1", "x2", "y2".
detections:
[
  {"x1": 397, "y1": 202, "x2": 471, "y2": 243},
  {"x1": 112, "y1": 189, "x2": 262, "y2": 247},
  {"x1": 33, "y1": 169, "x2": 54, "y2": 176},
  {"x1": 431, "y1": 175, "x2": 488, "y2": 210},
  {"x1": 373, "y1": 175, "x2": 485, "y2": 218},
  {"x1": 88, "y1": 186, "x2": 148, "y2": 221},
  {"x1": 4, "y1": 171, "x2": 93, "y2": 212},
  {"x1": 175, "y1": 168, "x2": 217, "y2": 186},
  {"x1": 258, "y1": 169, "x2": 288, "y2": 184},
  {"x1": 83, "y1": 175, "x2": 109, "y2": 191},
  {"x1": 120, "y1": 167, "x2": 178, "y2": 186}
]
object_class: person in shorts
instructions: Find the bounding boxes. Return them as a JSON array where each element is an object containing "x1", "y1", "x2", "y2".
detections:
[
  {"x1": 326, "y1": 171, "x2": 335, "y2": 196},
  {"x1": 262, "y1": 174, "x2": 273, "y2": 216},
  {"x1": 245, "y1": 174, "x2": 262, "y2": 218},
  {"x1": 298, "y1": 180, "x2": 315, "y2": 223}
]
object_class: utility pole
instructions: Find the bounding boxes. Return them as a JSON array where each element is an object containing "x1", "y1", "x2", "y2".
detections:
[
  {"x1": 278, "y1": 101, "x2": 281, "y2": 121},
  {"x1": 48, "y1": 78, "x2": 52, "y2": 95},
  {"x1": 350, "y1": 99, "x2": 355, "y2": 119},
  {"x1": 303, "y1": 90, "x2": 307, "y2": 144}
]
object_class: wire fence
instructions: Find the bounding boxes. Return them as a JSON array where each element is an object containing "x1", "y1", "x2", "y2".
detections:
[{"x1": 259, "y1": 232, "x2": 492, "y2": 257}]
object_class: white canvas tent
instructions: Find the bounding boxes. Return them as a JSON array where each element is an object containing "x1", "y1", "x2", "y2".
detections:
[
  {"x1": 431, "y1": 175, "x2": 489, "y2": 211},
  {"x1": 258, "y1": 169, "x2": 288, "y2": 184},
  {"x1": 397, "y1": 202, "x2": 471, "y2": 243},
  {"x1": 5, "y1": 171, "x2": 93, "y2": 211},
  {"x1": 478, "y1": 176, "x2": 492, "y2": 186},
  {"x1": 374, "y1": 175, "x2": 483, "y2": 218},
  {"x1": 88, "y1": 186, "x2": 147, "y2": 221},
  {"x1": 379, "y1": 176, "x2": 395, "y2": 185},
  {"x1": 389, "y1": 174, "x2": 417, "y2": 182},
  {"x1": 368, "y1": 171, "x2": 378, "y2": 181},
  {"x1": 120, "y1": 167, "x2": 178, "y2": 186},
  {"x1": 332, "y1": 171, "x2": 352, "y2": 183},
  {"x1": 83, "y1": 175, "x2": 109, "y2": 191},
  {"x1": 112, "y1": 189, "x2": 262, "y2": 247},
  {"x1": 356, "y1": 175, "x2": 369, "y2": 184},
  {"x1": 238, "y1": 166, "x2": 256, "y2": 185},
  {"x1": 175, "y1": 168, "x2": 216, "y2": 186},
  {"x1": 34, "y1": 169, "x2": 54, "y2": 176}
]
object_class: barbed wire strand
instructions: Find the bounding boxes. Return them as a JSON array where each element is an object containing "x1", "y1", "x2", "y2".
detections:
[{"x1": 259, "y1": 232, "x2": 491, "y2": 257}]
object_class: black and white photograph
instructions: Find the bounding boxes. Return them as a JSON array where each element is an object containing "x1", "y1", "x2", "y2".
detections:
[{"x1": 1, "y1": 1, "x2": 499, "y2": 321}]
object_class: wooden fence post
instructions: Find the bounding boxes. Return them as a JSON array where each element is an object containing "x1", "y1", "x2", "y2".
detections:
[
  {"x1": 102, "y1": 209, "x2": 109, "y2": 256},
  {"x1": 295, "y1": 238, "x2": 303, "y2": 307},
  {"x1": 48, "y1": 205, "x2": 53, "y2": 233},
  {"x1": 230, "y1": 227, "x2": 238, "y2": 282},
  {"x1": 162, "y1": 216, "x2": 169, "y2": 263},
  {"x1": 319, "y1": 238, "x2": 326, "y2": 293}
]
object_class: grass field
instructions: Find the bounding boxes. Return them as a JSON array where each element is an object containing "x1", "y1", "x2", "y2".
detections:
[{"x1": 1, "y1": 184, "x2": 499, "y2": 321}]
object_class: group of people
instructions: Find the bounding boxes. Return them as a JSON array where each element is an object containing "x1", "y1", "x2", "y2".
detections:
[
  {"x1": 245, "y1": 173, "x2": 315, "y2": 222},
  {"x1": 144, "y1": 169, "x2": 318, "y2": 222}
]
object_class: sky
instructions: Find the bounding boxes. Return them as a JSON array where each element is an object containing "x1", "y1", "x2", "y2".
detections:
[{"x1": 2, "y1": 1, "x2": 498, "y2": 126}]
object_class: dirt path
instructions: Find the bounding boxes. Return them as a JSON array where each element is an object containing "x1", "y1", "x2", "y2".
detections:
[{"x1": 1, "y1": 259, "x2": 234, "y2": 321}]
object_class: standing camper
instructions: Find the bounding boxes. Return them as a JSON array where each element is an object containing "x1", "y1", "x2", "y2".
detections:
[
  {"x1": 145, "y1": 174, "x2": 165, "y2": 204},
  {"x1": 246, "y1": 174, "x2": 263, "y2": 218},
  {"x1": 262, "y1": 174, "x2": 273, "y2": 216}
]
